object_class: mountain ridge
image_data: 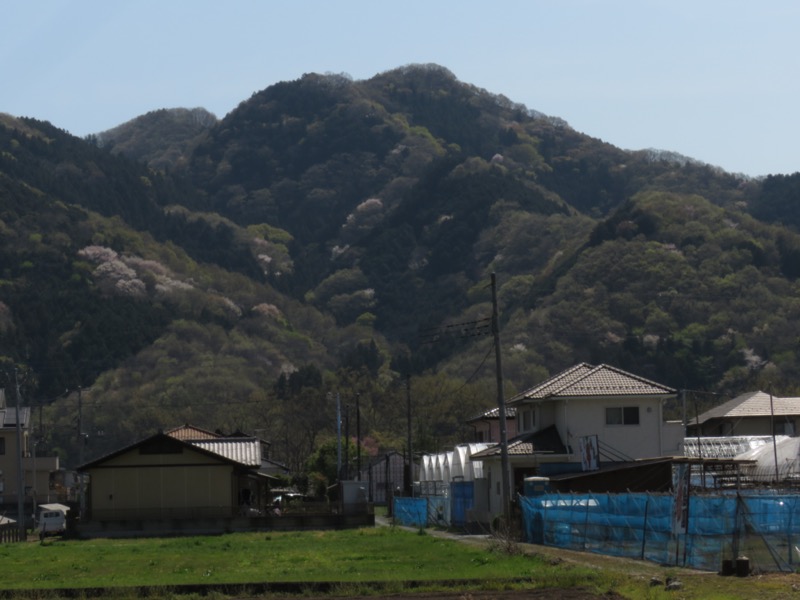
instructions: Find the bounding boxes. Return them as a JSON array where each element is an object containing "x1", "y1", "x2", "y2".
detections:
[{"x1": 1, "y1": 64, "x2": 799, "y2": 476}]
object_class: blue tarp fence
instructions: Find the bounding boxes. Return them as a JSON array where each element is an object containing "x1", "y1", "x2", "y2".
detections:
[
  {"x1": 393, "y1": 497, "x2": 427, "y2": 528},
  {"x1": 520, "y1": 490, "x2": 800, "y2": 572},
  {"x1": 394, "y1": 482, "x2": 474, "y2": 530}
]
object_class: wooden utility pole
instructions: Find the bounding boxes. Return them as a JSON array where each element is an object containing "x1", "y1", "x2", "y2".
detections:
[
  {"x1": 14, "y1": 369, "x2": 25, "y2": 537},
  {"x1": 336, "y1": 392, "x2": 342, "y2": 481},
  {"x1": 491, "y1": 273, "x2": 512, "y2": 522},
  {"x1": 77, "y1": 386, "x2": 86, "y2": 520},
  {"x1": 356, "y1": 394, "x2": 361, "y2": 481},
  {"x1": 405, "y1": 374, "x2": 413, "y2": 495}
]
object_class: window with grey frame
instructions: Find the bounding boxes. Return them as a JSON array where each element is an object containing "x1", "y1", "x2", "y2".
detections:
[{"x1": 605, "y1": 406, "x2": 640, "y2": 425}]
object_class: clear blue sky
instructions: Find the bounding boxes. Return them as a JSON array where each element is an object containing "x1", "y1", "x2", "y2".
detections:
[{"x1": 2, "y1": 0, "x2": 798, "y2": 177}]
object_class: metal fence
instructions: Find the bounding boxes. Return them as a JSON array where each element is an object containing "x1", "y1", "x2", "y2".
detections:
[
  {"x1": 520, "y1": 490, "x2": 800, "y2": 572},
  {"x1": 0, "y1": 523, "x2": 23, "y2": 543},
  {"x1": 89, "y1": 506, "x2": 237, "y2": 521}
]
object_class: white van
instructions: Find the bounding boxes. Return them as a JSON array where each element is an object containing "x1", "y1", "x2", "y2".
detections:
[{"x1": 36, "y1": 503, "x2": 69, "y2": 536}]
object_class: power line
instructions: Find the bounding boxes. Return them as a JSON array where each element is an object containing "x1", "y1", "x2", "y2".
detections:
[{"x1": 418, "y1": 317, "x2": 491, "y2": 345}]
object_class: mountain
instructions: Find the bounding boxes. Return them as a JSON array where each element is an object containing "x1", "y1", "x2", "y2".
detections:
[
  {"x1": 1, "y1": 64, "x2": 799, "y2": 476},
  {"x1": 94, "y1": 107, "x2": 217, "y2": 172}
]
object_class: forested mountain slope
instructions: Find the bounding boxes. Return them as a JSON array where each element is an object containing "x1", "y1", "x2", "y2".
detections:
[
  {"x1": 1, "y1": 64, "x2": 799, "y2": 477},
  {"x1": 94, "y1": 107, "x2": 217, "y2": 172}
]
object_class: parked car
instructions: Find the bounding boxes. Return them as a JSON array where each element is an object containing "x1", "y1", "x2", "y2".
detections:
[{"x1": 36, "y1": 503, "x2": 69, "y2": 537}]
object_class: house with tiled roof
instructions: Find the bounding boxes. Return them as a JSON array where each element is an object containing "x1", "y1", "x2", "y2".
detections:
[
  {"x1": 470, "y1": 363, "x2": 683, "y2": 517},
  {"x1": 687, "y1": 390, "x2": 800, "y2": 438},
  {"x1": 465, "y1": 405, "x2": 517, "y2": 443}
]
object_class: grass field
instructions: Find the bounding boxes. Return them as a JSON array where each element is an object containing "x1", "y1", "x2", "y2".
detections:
[
  {"x1": 0, "y1": 527, "x2": 586, "y2": 591},
  {"x1": 0, "y1": 526, "x2": 798, "y2": 599}
]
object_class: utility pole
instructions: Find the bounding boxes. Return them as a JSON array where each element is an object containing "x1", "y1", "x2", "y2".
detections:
[
  {"x1": 405, "y1": 374, "x2": 412, "y2": 495},
  {"x1": 356, "y1": 393, "x2": 361, "y2": 481},
  {"x1": 344, "y1": 404, "x2": 350, "y2": 480},
  {"x1": 31, "y1": 435, "x2": 37, "y2": 514},
  {"x1": 14, "y1": 369, "x2": 26, "y2": 537},
  {"x1": 77, "y1": 386, "x2": 85, "y2": 521},
  {"x1": 769, "y1": 385, "x2": 779, "y2": 483},
  {"x1": 336, "y1": 392, "x2": 342, "y2": 481},
  {"x1": 491, "y1": 273, "x2": 512, "y2": 523}
]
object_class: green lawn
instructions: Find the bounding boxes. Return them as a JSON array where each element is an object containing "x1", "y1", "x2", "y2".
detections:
[
  {"x1": 0, "y1": 528, "x2": 576, "y2": 591},
  {"x1": 2, "y1": 527, "x2": 798, "y2": 599}
]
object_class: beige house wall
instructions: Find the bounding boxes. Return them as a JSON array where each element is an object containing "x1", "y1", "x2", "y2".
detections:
[
  {"x1": 0, "y1": 430, "x2": 29, "y2": 502},
  {"x1": 99, "y1": 445, "x2": 220, "y2": 467},
  {"x1": 539, "y1": 403, "x2": 557, "y2": 429},
  {"x1": 561, "y1": 396, "x2": 668, "y2": 459},
  {"x1": 87, "y1": 445, "x2": 238, "y2": 520},
  {"x1": 712, "y1": 416, "x2": 790, "y2": 437},
  {"x1": 0, "y1": 433, "x2": 21, "y2": 500}
]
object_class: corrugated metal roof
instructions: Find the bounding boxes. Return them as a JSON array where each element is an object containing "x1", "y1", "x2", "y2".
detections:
[
  {"x1": 191, "y1": 438, "x2": 262, "y2": 466},
  {"x1": 508, "y1": 363, "x2": 674, "y2": 404},
  {"x1": 164, "y1": 424, "x2": 264, "y2": 467},
  {"x1": 695, "y1": 391, "x2": 800, "y2": 424}
]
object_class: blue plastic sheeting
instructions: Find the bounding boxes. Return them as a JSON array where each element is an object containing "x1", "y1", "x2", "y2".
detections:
[
  {"x1": 451, "y1": 481, "x2": 474, "y2": 527},
  {"x1": 427, "y1": 496, "x2": 449, "y2": 527},
  {"x1": 393, "y1": 497, "x2": 427, "y2": 528},
  {"x1": 520, "y1": 491, "x2": 800, "y2": 572}
]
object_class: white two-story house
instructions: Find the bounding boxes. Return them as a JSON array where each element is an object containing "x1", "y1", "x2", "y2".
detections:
[{"x1": 471, "y1": 363, "x2": 684, "y2": 517}]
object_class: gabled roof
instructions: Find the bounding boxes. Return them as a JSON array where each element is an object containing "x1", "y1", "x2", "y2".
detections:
[
  {"x1": 78, "y1": 432, "x2": 259, "y2": 471},
  {"x1": 694, "y1": 391, "x2": 800, "y2": 424},
  {"x1": 165, "y1": 424, "x2": 220, "y2": 440},
  {"x1": 471, "y1": 425, "x2": 567, "y2": 458},
  {"x1": 465, "y1": 406, "x2": 516, "y2": 423},
  {"x1": 508, "y1": 363, "x2": 675, "y2": 405},
  {"x1": 0, "y1": 406, "x2": 30, "y2": 428},
  {"x1": 191, "y1": 438, "x2": 262, "y2": 467}
]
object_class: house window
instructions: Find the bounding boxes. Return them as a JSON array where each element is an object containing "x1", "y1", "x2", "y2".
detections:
[
  {"x1": 605, "y1": 406, "x2": 640, "y2": 425},
  {"x1": 776, "y1": 420, "x2": 796, "y2": 436},
  {"x1": 0, "y1": 436, "x2": 4, "y2": 455},
  {"x1": 521, "y1": 409, "x2": 536, "y2": 432}
]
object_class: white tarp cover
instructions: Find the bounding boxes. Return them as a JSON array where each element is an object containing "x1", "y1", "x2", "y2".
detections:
[
  {"x1": 736, "y1": 436, "x2": 800, "y2": 478},
  {"x1": 38, "y1": 503, "x2": 70, "y2": 513}
]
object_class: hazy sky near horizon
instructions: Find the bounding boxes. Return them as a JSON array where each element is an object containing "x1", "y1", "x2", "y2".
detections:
[{"x1": 2, "y1": 1, "x2": 798, "y2": 177}]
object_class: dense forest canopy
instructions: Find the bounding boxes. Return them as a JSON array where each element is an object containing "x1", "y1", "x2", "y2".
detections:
[{"x1": 1, "y1": 64, "x2": 798, "y2": 489}]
